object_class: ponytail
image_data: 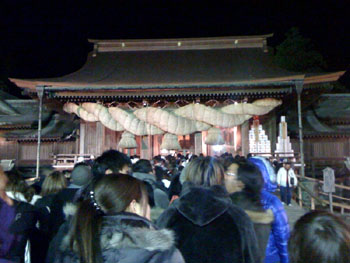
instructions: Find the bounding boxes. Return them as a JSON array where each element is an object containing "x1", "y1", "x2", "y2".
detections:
[
  {"x1": 69, "y1": 199, "x2": 103, "y2": 263},
  {"x1": 68, "y1": 174, "x2": 148, "y2": 263}
]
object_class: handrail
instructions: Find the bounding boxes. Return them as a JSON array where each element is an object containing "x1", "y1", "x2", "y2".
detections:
[
  {"x1": 298, "y1": 181, "x2": 328, "y2": 207},
  {"x1": 319, "y1": 192, "x2": 350, "y2": 202},
  {"x1": 296, "y1": 174, "x2": 350, "y2": 214},
  {"x1": 296, "y1": 175, "x2": 350, "y2": 190}
]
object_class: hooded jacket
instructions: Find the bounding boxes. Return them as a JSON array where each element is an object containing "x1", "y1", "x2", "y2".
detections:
[
  {"x1": 248, "y1": 157, "x2": 290, "y2": 263},
  {"x1": 157, "y1": 183, "x2": 261, "y2": 263},
  {"x1": 48, "y1": 208, "x2": 184, "y2": 263},
  {"x1": 248, "y1": 157, "x2": 277, "y2": 193}
]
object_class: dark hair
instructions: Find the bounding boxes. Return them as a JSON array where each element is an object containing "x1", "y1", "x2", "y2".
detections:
[
  {"x1": 189, "y1": 154, "x2": 198, "y2": 162},
  {"x1": 289, "y1": 210, "x2": 350, "y2": 263},
  {"x1": 221, "y1": 156, "x2": 236, "y2": 171},
  {"x1": 132, "y1": 159, "x2": 153, "y2": 174},
  {"x1": 183, "y1": 156, "x2": 224, "y2": 186},
  {"x1": 69, "y1": 174, "x2": 148, "y2": 263},
  {"x1": 5, "y1": 171, "x2": 34, "y2": 202},
  {"x1": 153, "y1": 155, "x2": 163, "y2": 164},
  {"x1": 92, "y1": 150, "x2": 131, "y2": 177},
  {"x1": 237, "y1": 163, "x2": 264, "y2": 206},
  {"x1": 40, "y1": 171, "x2": 67, "y2": 196}
]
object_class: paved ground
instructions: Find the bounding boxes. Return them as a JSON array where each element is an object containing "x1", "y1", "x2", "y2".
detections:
[{"x1": 283, "y1": 200, "x2": 309, "y2": 230}]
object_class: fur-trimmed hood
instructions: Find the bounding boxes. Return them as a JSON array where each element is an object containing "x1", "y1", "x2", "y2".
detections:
[
  {"x1": 61, "y1": 205, "x2": 175, "y2": 253},
  {"x1": 245, "y1": 209, "x2": 274, "y2": 225},
  {"x1": 230, "y1": 191, "x2": 274, "y2": 224}
]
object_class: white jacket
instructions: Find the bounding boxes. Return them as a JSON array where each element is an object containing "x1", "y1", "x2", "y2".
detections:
[{"x1": 277, "y1": 167, "x2": 298, "y2": 187}]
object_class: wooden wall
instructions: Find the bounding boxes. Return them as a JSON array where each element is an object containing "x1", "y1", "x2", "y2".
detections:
[
  {"x1": 0, "y1": 140, "x2": 18, "y2": 160},
  {"x1": 291, "y1": 138, "x2": 350, "y2": 160},
  {"x1": 0, "y1": 140, "x2": 77, "y2": 165}
]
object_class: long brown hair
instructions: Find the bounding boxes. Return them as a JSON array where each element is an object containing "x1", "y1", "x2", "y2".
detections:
[
  {"x1": 69, "y1": 173, "x2": 148, "y2": 263},
  {"x1": 40, "y1": 171, "x2": 67, "y2": 196}
]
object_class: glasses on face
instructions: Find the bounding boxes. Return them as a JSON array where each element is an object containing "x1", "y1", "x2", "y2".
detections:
[{"x1": 226, "y1": 172, "x2": 236, "y2": 177}]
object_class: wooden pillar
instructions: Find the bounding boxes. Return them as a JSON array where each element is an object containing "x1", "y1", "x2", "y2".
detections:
[
  {"x1": 36, "y1": 86, "x2": 44, "y2": 179},
  {"x1": 141, "y1": 136, "x2": 150, "y2": 159},
  {"x1": 241, "y1": 121, "x2": 249, "y2": 157},
  {"x1": 194, "y1": 132, "x2": 202, "y2": 155},
  {"x1": 148, "y1": 135, "x2": 153, "y2": 159},
  {"x1": 79, "y1": 122, "x2": 85, "y2": 155},
  {"x1": 296, "y1": 81, "x2": 306, "y2": 178},
  {"x1": 96, "y1": 122, "x2": 104, "y2": 155}
]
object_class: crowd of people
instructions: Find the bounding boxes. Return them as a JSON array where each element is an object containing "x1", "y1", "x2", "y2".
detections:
[{"x1": 0, "y1": 150, "x2": 349, "y2": 263}]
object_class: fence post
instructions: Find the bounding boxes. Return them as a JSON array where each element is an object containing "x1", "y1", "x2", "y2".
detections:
[{"x1": 329, "y1": 193, "x2": 333, "y2": 213}]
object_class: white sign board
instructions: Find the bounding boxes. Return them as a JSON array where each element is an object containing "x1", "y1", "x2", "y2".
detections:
[{"x1": 323, "y1": 167, "x2": 335, "y2": 193}]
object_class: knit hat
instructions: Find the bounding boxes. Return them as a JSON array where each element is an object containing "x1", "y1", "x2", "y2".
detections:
[{"x1": 70, "y1": 165, "x2": 92, "y2": 186}]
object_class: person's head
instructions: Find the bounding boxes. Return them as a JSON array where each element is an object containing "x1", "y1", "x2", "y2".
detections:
[
  {"x1": 69, "y1": 174, "x2": 150, "y2": 263},
  {"x1": 237, "y1": 163, "x2": 264, "y2": 194},
  {"x1": 70, "y1": 163, "x2": 93, "y2": 187},
  {"x1": 40, "y1": 171, "x2": 67, "y2": 196},
  {"x1": 132, "y1": 159, "x2": 153, "y2": 174},
  {"x1": 283, "y1": 159, "x2": 291, "y2": 169},
  {"x1": 92, "y1": 174, "x2": 149, "y2": 218},
  {"x1": 223, "y1": 160, "x2": 244, "y2": 194},
  {"x1": 92, "y1": 150, "x2": 131, "y2": 177},
  {"x1": 284, "y1": 163, "x2": 291, "y2": 169},
  {"x1": 5, "y1": 170, "x2": 34, "y2": 202},
  {"x1": 236, "y1": 162, "x2": 264, "y2": 205},
  {"x1": 182, "y1": 156, "x2": 224, "y2": 187},
  {"x1": 289, "y1": 210, "x2": 350, "y2": 263},
  {"x1": 189, "y1": 154, "x2": 198, "y2": 162},
  {"x1": 152, "y1": 155, "x2": 163, "y2": 165}
]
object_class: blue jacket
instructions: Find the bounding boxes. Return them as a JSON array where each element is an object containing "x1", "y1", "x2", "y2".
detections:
[
  {"x1": 261, "y1": 190, "x2": 290, "y2": 263},
  {"x1": 248, "y1": 157, "x2": 290, "y2": 263},
  {"x1": 249, "y1": 157, "x2": 277, "y2": 193}
]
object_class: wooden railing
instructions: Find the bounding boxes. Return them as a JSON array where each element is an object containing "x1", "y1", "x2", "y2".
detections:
[
  {"x1": 51, "y1": 154, "x2": 95, "y2": 169},
  {"x1": 296, "y1": 174, "x2": 350, "y2": 214}
]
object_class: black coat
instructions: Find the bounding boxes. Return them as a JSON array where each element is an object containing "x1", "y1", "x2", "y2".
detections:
[
  {"x1": 49, "y1": 187, "x2": 79, "y2": 236},
  {"x1": 157, "y1": 183, "x2": 261, "y2": 263},
  {"x1": 230, "y1": 192, "x2": 274, "y2": 262}
]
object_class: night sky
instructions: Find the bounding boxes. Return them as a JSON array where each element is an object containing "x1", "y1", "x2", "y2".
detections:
[{"x1": 1, "y1": 0, "x2": 349, "y2": 84}]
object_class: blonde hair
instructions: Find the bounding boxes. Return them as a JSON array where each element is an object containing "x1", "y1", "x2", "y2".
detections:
[
  {"x1": 183, "y1": 157, "x2": 224, "y2": 186},
  {"x1": 41, "y1": 171, "x2": 67, "y2": 196}
]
